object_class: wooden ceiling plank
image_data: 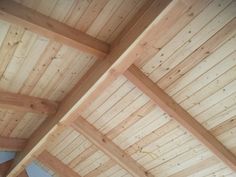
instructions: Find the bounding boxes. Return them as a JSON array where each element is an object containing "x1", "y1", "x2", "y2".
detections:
[
  {"x1": 71, "y1": 116, "x2": 153, "y2": 177},
  {"x1": 37, "y1": 150, "x2": 81, "y2": 177},
  {"x1": 0, "y1": 0, "x2": 109, "y2": 58},
  {"x1": 124, "y1": 65, "x2": 236, "y2": 172},
  {"x1": 0, "y1": 136, "x2": 26, "y2": 151},
  {"x1": 0, "y1": 91, "x2": 58, "y2": 115},
  {"x1": 6, "y1": 0, "x2": 174, "y2": 176}
]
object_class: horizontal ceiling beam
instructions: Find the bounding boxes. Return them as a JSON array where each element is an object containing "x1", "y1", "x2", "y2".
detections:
[
  {"x1": 37, "y1": 150, "x2": 81, "y2": 177},
  {"x1": 0, "y1": 0, "x2": 110, "y2": 58},
  {"x1": 0, "y1": 136, "x2": 26, "y2": 151},
  {"x1": 6, "y1": 0, "x2": 173, "y2": 176},
  {"x1": 17, "y1": 170, "x2": 28, "y2": 177},
  {"x1": 0, "y1": 160, "x2": 13, "y2": 177},
  {"x1": 71, "y1": 116, "x2": 153, "y2": 177},
  {"x1": 0, "y1": 91, "x2": 58, "y2": 115},
  {"x1": 124, "y1": 65, "x2": 236, "y2": 171}
]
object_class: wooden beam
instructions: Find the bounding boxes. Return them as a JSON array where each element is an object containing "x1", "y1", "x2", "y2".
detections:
[
  {"x1": 0, "y1": 136, "x2": 26, "y2": 151},
  {"x1": 0, "y1": 0, "x2": 109, "y2": 58},
  {"x1": 17, "y1": 170, "x2": 28, "y2": 177},
  {"x1": 124, "y1": 65, "x2": 236, "y2": 171},
  {"x1": 37, "y1": 150, "x2": 81, "y2": 177},
  {"x1": 71, "y1": 116, "x2": 153, "y2": 177},
  {"x1": 0, "y1": 160, "x2": 13, "y2": 177},
  {"x1": 0, "y1": 91, "x2": 58, "y2": 115},
  {"x1": 6, "y1": 0, "x2": 174, "y2": 176}
]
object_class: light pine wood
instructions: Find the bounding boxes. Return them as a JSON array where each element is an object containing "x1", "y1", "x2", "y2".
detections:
[
  {"x1": 37, "y1": 150, "x2": 81, "y2": 177},
  {"x1": 157, "y1": 18, "x2": 236, "y2": 89},
  {"x1": 71, "y1": 116, "x2": 153, "y2": 177},
  {"x1": 0, "y1": 136, "x2": 26, "y2": 151},
  {"x1": 90, "y1": 112, "x2": 235, "y2": 177},
  {"x1": 6, "y1": 1, "x2": 173, "y2": 177},
  {"x1": 18, "y1": 41, "x2": 62, "y2": 95},
  {"x1": 168, "y1": 156, "x2": 219, "y2": 177},
  {"x1": 0, "y1": 91, "x2": 58, "y2": 115},
  {"x1": 124, "y1": 65, "x2": 236, "y2": 171},
  {"x1": 97, "y1": 0, "x2": 147, "y2": 43},
  {"x1": 55, "y1": 5, "x2": 235, "y2": 176},
  {"x1": 68, "y1": 99, "x2": 156, "y2": 175},
  {"x1": 0, "y1": 0, "x2": 235, "y2": 177},
  {"x1": 0, "y1": 24, "x2": 25, "y2": 79},
  {"x1": 0, "y1": 0, "x2": 110, "y2": 58},
  {"x1": 68, "y1": 145, "x2": 97, "y2": 169},
  {"x1": 76, "y1": 0, "x2": 110, "y2": 32},
  {"x1": 64, "y1": 0, "x2": 216, "y2": 174},
  {"x1": 84, "y1": 160, "x2": 116, "y2": 177},
  {"x1": 84, "y1": 120, "x2": 179, "y2": 177},
  {"x1": 0, "y1": 160, "x2": 13, "y2": 177},
  {"x1": 0, "y1": 111, "x2": 25, "y2": 137}
]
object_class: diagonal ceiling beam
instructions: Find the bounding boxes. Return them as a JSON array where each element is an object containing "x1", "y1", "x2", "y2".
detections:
[
  {"x1": 124, "y1": 65, "x2": 236, "y2": 171},
  {"x1": 6, "y1": 0, "x2": 175, "y2": 176},
  {"x1": 0, "y1": 0, "x2": 110, "y2": 58},
  {"x1": 37, "y1": 150, "x2": 81, "y2": 177},
  {"x1": 0, "y1": 91, "x2": 58, "y2": 115},
  {"x1": 71, "y1": 116, "x2": 153, "y2": 177},
  {"x1": 0, "y1": 136, "x2": 26, "y2": 151}
]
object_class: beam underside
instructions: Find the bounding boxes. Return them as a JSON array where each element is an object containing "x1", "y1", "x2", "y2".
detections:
[
  {"x1": 5, "y1": 0, "x2": 236, "y2": 176},
  {"x1": 6, "y1": 0, "x2": 172, "y2": 176},
  {"x1": 124, "y1": 65, "x2": 236, "y2": 171},
  {"x1": 0, "y1": 0, "x2": 110, "y2": 58}
]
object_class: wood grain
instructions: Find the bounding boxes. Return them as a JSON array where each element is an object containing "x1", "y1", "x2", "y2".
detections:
[
  {"x1": 0, "y1": 91, "x2": 58, "y2": 115},
  {"x1": 0, "y1": 0, "x2": 110, "y2": 58},
  {"x1": 37, "y1": 150, "x2": 81, "y2": 177},
  {"x1": 124, "y1": 65, "x2": 236, "y2": 171},
  {"x1": 0, "y1": 136, "x2": 26, "y2": 151}
]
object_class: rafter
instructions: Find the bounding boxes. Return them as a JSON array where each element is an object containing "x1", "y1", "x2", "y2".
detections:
[
  {"x1": 6, "y1": 0, "x2": 174, "y2": 176},
  {"x1": 0, "y1": 0, "x2": 110, "y2": 58},
  {"x1": 0, "y1": 91, "x2": 58, "y2": 115},
  {"x1": 0, "y1": 136, "x2": 26, "y2": 151},
  {"x1": 71, "y1": 116, "x2": 153, "y2": 177},
  {"x1": 37, "y1": 150, "x2": 81, "y2": 177},
  {"x1": 124, "y1": 65, "x2": 236, "y2": 171}
]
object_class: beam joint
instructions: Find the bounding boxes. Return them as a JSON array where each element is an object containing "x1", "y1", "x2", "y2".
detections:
[
  {"x1": 124, "y1": 65, "x2": 236, "y2": 171},
  {"x1": 0, "y1": 0, "x2": 110, "y2": 58}
]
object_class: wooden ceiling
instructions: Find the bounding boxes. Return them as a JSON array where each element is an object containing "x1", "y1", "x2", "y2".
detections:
[{"x1": 0, "y1": 0, "x2": 235, "y2": 177}]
